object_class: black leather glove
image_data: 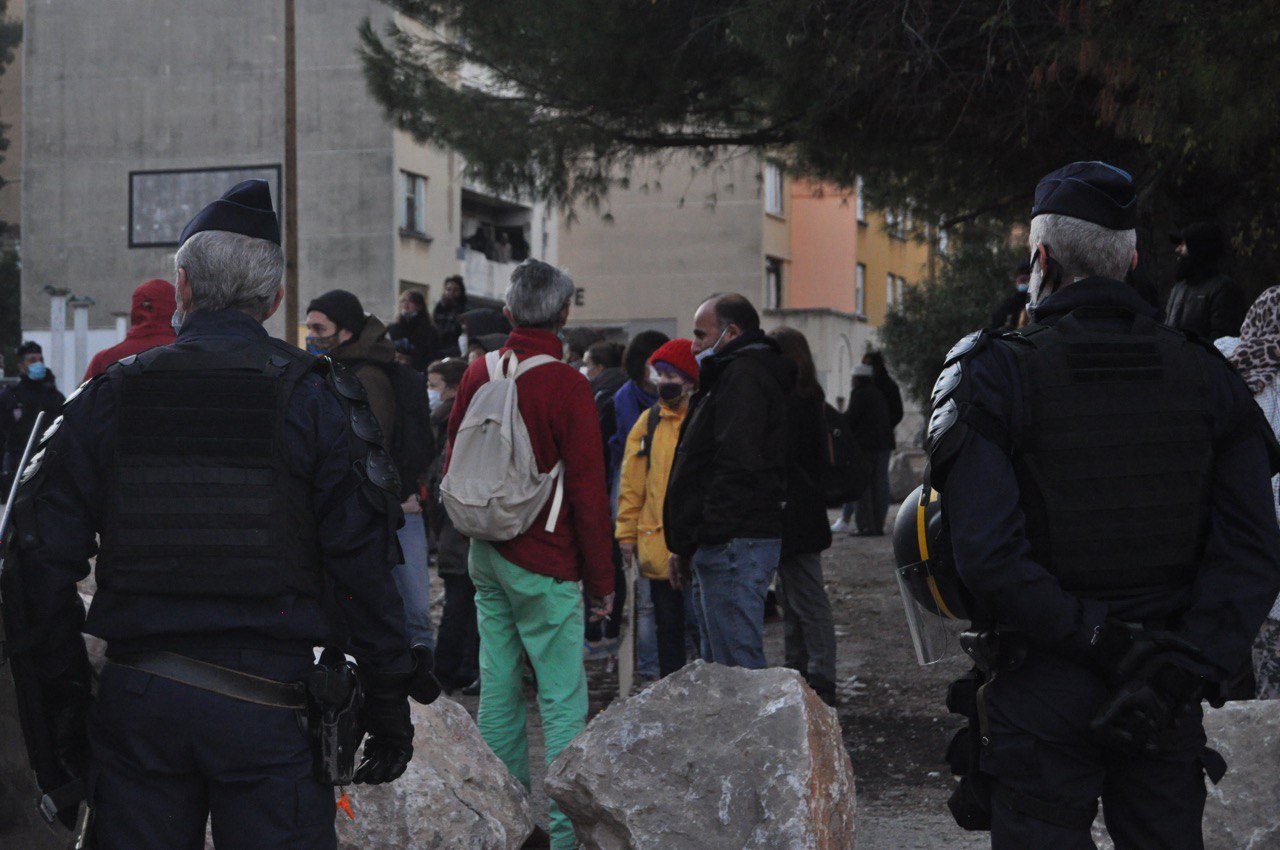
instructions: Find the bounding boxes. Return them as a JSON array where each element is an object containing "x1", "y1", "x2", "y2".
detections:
[
  {"x1": 1090, "y1": 657, "x2": 1204, "y2": 755},
  {"x1": 407, "y1": 645, "x2": 442, "y2": 706},
  {"x1": 353, "y1": 671, "x2": 414, "y2": 785},
  {"x1": 1086, "y1": 620, "x2": 1207, "y2": 687}
]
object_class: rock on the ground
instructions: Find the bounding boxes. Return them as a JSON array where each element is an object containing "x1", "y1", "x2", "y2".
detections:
[
  {"x1": 1202, "y1": 700, "x2": 1280, "y2": 850},
  {"x1": 335, "y1": 696, "x2": 533, "y2": 850},
  {"x1": 546, "y1": 660, "x2": 856, "y2": 850},
  {"x1": 888, "y1": 449, "x2": 925, "y2": 502}
]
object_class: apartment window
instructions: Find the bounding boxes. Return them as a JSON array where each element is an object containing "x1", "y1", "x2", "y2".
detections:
[
  {"x1": 400, "y1": 170, "x2": 426, "y2": 235},
  {"x1": 886, "y1": 273, "x2": 896, "y2": 311},
  {"x1": 896, "y1": 275, "x2": 906, "y2": 308},
  {"x1": 764, "y1": 163, "x2": 784, "y2": 216},
  {"x1": 855, "y1": 177, "x2": 866, "y2": 222},
  {"x1": 765, "y1": 256, "x2": 784, "y2": 309},
  {"x1": 855, "y1": 263, "x2": 867, "y2": 317}
]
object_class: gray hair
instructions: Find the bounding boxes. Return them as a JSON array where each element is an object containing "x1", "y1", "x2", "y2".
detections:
[
  {"x1": 1028, "y1": 213, "x2": 1136, "y2": 281},
  {"x1": 505, "y1": 259, "x2": 575, "y2": 328},
  {"x1": 173, "y1": 230, "x2": 285, "y2": 319}
]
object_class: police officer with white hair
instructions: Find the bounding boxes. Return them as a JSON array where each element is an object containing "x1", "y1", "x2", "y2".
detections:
[
  {"x1": 3, "y1": 180, "x2": 435, "y2": 849},
  {"x1": 926, "y1": 161, "x2": 1280, "y2": 847}
]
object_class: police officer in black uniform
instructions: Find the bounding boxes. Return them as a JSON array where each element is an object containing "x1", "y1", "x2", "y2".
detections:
[
  {"x1": 5, "y1": 180, "x2": 426, "y2": 849},
  {"x1": 926, "y1": 161, "x2": 1280, "y2": 848}
]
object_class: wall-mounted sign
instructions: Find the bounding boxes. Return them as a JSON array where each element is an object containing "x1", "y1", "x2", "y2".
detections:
[{"x1": 129, "y1": 165, "x2": 282, "y2": 248}]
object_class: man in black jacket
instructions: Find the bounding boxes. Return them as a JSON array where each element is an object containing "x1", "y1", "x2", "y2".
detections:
[
  {"x1": 664, "y1": 294, "x2": 791, "y2": 668},
  {"x1": 1163, "y1": 221, "x2": 1245, "y2": 340}
]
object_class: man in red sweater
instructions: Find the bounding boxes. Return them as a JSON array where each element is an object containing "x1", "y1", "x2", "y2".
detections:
[
  {"x1": 447, "y1": 258, "x2": 613, "y2": 850},
  {"x1": 83, "y1": 278, "x2": 178, "y2": 381}
]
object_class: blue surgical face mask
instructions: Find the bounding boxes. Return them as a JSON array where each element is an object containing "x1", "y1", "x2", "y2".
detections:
[
  {"x1": 694, "y1": 329, "x2": 728, "y2": 367},
  {"x1": 1016, "y1": 282, "x2": 1029, "y2": 294},
  {"x1": 427, "y1": 388, "x2": 442, "y2": 409},
  {"x1": 171, "y1": 309, "x2": 184, "y2": 336},
  {"x1": 26, "y1": 361, "x2": 47, "y2": 381}
]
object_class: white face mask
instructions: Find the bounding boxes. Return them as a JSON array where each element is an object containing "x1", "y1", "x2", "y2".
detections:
[
  {"x1": 457, "y1": 333, "x2": 469, "y2": 354},
  {"x1": 427, "y1": 388, "x2": 442, "y2": 409},
  {"x1": 579, "y1": 365, "x2": 591, "y2": 378}
]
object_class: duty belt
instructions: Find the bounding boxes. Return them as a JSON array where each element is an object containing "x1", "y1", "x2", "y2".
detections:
[{"x1": 108, "y1": 651, "x2": 307, "y2": 709}]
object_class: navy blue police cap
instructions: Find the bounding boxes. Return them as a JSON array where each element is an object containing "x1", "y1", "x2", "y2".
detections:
[
  {"x1": 1031, "y1": 161, "x2": 1137, "y2": 230},
  {"x1": 179, "y1": 179, "x2": 281, "y2": 246}
]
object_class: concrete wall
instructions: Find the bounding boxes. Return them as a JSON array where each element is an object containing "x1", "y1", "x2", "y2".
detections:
[
  {"x1": 0, "y1": 0, "x2": 21, "y2": 234},
  {"x1": 22, "y1": 0, "x2": 399, "y2": 344},
  {"x1": 393, "y1": 132, "x2": 457, "y2": 306},
  {"x1": 763, "y1": 307, "x2": 873, "y2": 410},
  {"x1": 558, "y1": 153, "x2": 766, "y2": 339}
]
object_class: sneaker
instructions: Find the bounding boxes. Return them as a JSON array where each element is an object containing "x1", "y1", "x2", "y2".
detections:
[
  {"x1": 583, "y1": 637, "x2": 620, "y2": 661},
  {"x1": 830, "y1": 518, "x2": 851, "y2": 533}
]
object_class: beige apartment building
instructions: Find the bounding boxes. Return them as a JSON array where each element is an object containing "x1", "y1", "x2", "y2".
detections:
[{"x1": 560, "y1": 155, "x2": 939, "y2": 409}]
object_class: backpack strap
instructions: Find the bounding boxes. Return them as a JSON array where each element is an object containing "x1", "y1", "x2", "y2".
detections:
[
  {"x1": 638, "y1": 402, "x2": 663, "y2": 468},
  {"x1": 543, "y1": 460, "x2": 566, "y2": 534},
  {"x1": 514, "y1": 354, "x2": 558, "y2": 378},
  {"x1": 485, "y1": 350, "x2": 560, "y2": 381}
]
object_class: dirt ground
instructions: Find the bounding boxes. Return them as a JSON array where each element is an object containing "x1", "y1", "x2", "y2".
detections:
[{"x1": 452, "y1": 504, "x2": 990, "y2": 849}]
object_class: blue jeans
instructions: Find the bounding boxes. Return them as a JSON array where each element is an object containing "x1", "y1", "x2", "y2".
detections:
[
  {"x1": 392, "y1": 511, "x2": 435, "y2": 650},
  {"x1": 690, "y1": 537, "x2": 781, "y2": 669},
  {"x1": 634, "y1": 574, "x2": 659, "y2": 678}
]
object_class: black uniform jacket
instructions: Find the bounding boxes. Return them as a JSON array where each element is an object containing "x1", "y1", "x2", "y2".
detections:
[
  {"x1": 9, "y1": 309, "x2": 412, "y2": 678},
  {"x1": 942, "y1": 278, "x2": 1280, "y2": 679}
]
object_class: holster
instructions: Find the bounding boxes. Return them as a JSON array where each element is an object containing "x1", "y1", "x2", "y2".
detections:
[
  {"x1": 302, "y1": 648, "x2": 365, "y2": 786},
  {"x1": 944, "y1": 668, "x2": 992, "y2": 831}
]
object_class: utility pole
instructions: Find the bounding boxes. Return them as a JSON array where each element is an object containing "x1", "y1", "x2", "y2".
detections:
[{"x1": 283, "y1": 0, "x2": 300, "y2": 346}]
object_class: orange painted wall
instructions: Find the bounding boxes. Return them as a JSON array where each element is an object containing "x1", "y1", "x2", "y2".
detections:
[
  {"x1": 789, "y1": 181, "x2": 859, "y2": 314},
  {"x1": 789, "y1": 179, "x2": 933, "y2": 326}
]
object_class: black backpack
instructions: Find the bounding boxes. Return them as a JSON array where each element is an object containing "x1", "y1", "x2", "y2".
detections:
[
  {"x1": 387, "y1": 362, "x2": 435, "y2": 500},
  {"x1": 821, "y1": 402, "x2": 873, "y2": 506}
]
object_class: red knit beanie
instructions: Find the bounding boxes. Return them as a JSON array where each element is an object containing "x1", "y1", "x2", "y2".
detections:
[{"x1": 649, "y1": 338, "x2": 698, "y2": 383}]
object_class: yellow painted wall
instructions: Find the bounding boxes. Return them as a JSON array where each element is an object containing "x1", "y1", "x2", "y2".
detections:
[
  {"x1": 787, "y1": 180, "x2": 932, "y2": 327},
  {"x1": 854, "y1": 211, "x2": 932, "y2": 326}
]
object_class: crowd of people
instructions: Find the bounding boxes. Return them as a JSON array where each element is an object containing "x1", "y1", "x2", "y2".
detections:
[{"x1": 8, "y1": 163, "x2": 1280, "y2": 850}]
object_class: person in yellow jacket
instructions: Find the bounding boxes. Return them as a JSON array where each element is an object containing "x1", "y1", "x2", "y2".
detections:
[{"x1": 616, "y1": 338, "x2": 700, "y2": 677}]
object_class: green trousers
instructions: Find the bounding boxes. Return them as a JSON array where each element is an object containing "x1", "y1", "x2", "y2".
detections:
[{"x1": 469, "y1": 540, "x2": 587, "y2": 850}]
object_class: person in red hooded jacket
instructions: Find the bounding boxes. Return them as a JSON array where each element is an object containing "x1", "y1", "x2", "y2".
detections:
[{"x1": 82, "y1": 279, "x2": 178, "y2": 381}]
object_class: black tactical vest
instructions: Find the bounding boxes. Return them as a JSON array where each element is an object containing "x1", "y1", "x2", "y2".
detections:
[
  {"x1": 1008, "y1": 308, "x2": 1216, "y2": 598},
  {"x1": 95, "y1": 339, "x2": 321, "y2": 598}
]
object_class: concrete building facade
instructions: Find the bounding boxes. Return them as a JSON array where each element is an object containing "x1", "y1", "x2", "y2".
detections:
[
  {"x1": 20, "y1": 1, "x2": 551, "y2": 381},
  {"x1": 559, "y1": 159, "x2": 938, "y2": 409}
]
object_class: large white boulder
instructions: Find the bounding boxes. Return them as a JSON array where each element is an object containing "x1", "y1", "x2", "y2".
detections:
[
  {"x1": 335, "y1": 696, "x2": 534, "y2": 850},
  {"x1": 546, "y1": 660, "x2": 856, "y2": 849},
  {"x1": 1202, "y1": 700, "x2": 1280, "y2": 850}
]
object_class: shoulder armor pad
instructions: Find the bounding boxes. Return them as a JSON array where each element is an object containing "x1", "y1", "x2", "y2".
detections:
[
  {"x1": 943, "y1": 330, "x2": 985, "y2": 366},
  {"x1": 322, "y1": 358, "x2": 368, "y2": 403}
]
